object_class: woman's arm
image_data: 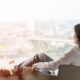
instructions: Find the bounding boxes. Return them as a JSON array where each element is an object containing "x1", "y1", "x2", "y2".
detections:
[{"x1": 33, "y1": 47, "x2": 77, "y2": 71}]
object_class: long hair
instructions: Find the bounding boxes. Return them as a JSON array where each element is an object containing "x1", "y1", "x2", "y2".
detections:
[{"x1": 74, "y1": 24, "x2": 80, "y2": 46}]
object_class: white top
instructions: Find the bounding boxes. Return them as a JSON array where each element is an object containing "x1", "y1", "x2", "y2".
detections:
[{"x1": 33, "y1": 45, "x2": 80, "y2": 71}]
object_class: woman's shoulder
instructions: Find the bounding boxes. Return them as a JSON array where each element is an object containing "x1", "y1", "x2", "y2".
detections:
[
  {"x1": 72, "y1": 45, "x2": 79, "y2": 50},
  {"x1": 71, "y1": 45, "x2": 80, "y2": 55}
]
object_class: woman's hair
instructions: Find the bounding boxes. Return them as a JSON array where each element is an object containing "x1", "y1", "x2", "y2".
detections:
[{"x1": 74, "y1": 24, "x2": 80, "y2": 44}]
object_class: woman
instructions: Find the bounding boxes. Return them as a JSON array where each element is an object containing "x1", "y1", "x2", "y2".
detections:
[{"x1": 14, "y1": 23, "x2": 80, "y2": 73}]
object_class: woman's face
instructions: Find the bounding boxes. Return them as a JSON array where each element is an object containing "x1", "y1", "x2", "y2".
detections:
[{"x1": 73, "y1": 33, "x2": 78, "y2": 44}]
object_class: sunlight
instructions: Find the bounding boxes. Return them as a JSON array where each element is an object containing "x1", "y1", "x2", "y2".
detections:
[
  {"x1": 0, "y1": 0, "x2": 79, "y2": 69},
  {"x1": 0, "y1": 0, "x2": 79, "y2": 23}
]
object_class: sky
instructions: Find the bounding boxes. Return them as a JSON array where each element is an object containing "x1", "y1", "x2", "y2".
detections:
[{"x1": 0, "y1": 0, "x2": 79, "y2": 23}]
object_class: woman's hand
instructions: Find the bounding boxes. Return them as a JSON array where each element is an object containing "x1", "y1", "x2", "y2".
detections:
[{"x1": 33, "y1": 62, "x2": 45, "y2": 69}]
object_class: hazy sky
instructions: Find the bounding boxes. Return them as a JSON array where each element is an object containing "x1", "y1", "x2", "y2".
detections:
[{"x1": 0, "y1": 0, "x2": 79, "y2": 22}]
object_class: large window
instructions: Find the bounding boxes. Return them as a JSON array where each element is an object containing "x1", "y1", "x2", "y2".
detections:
[{"x1": 0, "y1": 20, "x2": 79, "y2": 68}]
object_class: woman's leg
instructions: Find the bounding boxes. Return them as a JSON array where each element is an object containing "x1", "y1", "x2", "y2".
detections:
[
  {"x1": 20, "y1": 53, "x2": 53, "y2": 67},
  {"x1": 14, "y1": 53, "x2": 53, "y2": 71},
  {"x1": 14, "y1": 53, "x2": 53, "y2": 80}
]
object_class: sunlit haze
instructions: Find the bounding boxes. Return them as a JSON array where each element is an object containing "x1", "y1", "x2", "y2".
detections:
[{"x1": 0, "y1": 0, "x2": 80, "y2": 69}]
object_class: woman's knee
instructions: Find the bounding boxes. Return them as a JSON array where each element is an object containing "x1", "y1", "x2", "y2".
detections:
[
  {"x1": 37, "y1": 53, "x2": 53, "y2": 62},
  {"x1": 37, "y1": 53, "x2": 47, "y2": 58}
]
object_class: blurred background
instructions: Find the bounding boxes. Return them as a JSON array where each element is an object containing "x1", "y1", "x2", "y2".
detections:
[{"x1": 0, "y1": 0, "x2": 79, "y2": 69}]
